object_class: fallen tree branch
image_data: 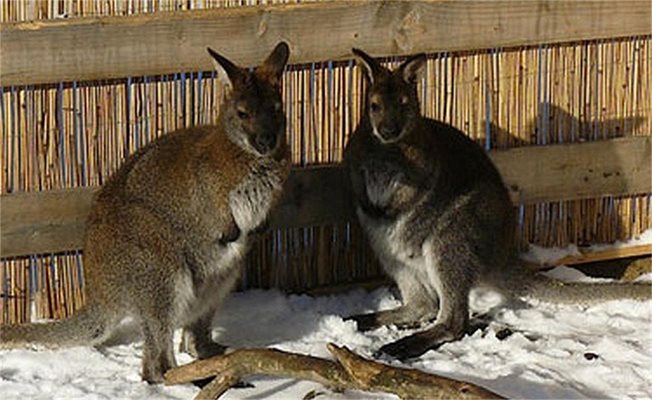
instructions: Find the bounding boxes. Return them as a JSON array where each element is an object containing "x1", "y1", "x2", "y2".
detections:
[{"x1": 164, "y1": 343, "x2": 504, "y2": 399}]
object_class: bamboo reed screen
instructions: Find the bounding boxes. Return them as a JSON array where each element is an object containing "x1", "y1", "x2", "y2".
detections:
[{"x1": 1, "y1": 0, "x2": 651, "y2": 324}]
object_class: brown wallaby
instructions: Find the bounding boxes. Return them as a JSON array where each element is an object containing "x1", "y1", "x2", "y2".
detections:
[
  {"x1": 343, "y1": 48, "x2": 652, "y2": 361},
  {"x1": 0, "y1": 42, "x2": 291, "y2": 383}
]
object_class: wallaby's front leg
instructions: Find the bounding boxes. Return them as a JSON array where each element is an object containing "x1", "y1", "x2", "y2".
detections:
[
  {"x1": 361, "y1": 164, "x2": 422, "y2": 219},
  {"x1": 249, "y1": 218, "x2": 269, "y2": 239},
  {"x1": 218, "y1": 212, "x2": 241, "y2": 245}
]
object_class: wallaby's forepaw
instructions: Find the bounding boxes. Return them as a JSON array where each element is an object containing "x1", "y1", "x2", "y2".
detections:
[
  {"x1": 219, "y1": 223, "x2": 241, "y2": 245},
  {"x1": 250, "y1": 219, "x2": 270, "y2": 237},
  {"x1": 359, "y1": 201, "x2": 389, "y2": 219}
]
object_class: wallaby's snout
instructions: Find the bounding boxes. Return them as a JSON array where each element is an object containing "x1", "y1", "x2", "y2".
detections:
[
  {"x1": 377, "y1": 121, "x2": 402, "y2": 142},
  {"x1": 253, "y1": 128, "x2": 280, "y2": 155}
]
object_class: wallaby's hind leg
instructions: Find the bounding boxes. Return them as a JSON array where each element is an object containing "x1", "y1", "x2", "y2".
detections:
[
  {"x1": 140, "y1": 317, "x2": 176, "y2": 384},
  {"x1": 180, "y1": 263, "x2": 241, "y2": 359},
  {"x1": 347, "y1": 258, "x2": 438, "y2": 331},
  {"x1": 180, "y1": 308, "x2": 227, "y2": 359},
  {"x1": 378, "y1": 246, "x2": 474, "y2": 360},
  {"x1": 137, "y1": 289, "x2": 177, "y2": 384}
]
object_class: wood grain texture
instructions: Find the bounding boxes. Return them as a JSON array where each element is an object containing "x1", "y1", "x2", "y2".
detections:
[
  {"x1": 0, "y1": 189, "x2": 96, "y2": 258},
  {"x1": 495, "y1": 136, "x2": 652, "y2": 204},
  {"x1": 2, "y1": 0, "x2": 651, "y2": 86},
  {"x1": 1, "y1": 137, "x2": 650, "y2": 258},
  {"x1": 550, "y1": 245, "x2": 652, "y2": 268}
]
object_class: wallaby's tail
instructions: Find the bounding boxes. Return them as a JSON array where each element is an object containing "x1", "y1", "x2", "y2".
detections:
[
  {"x1": 523, "y1": 273, "x2": 652, "y2": 305},
  {"x1": 0, "y1": 303, "x2": 112, "y2": 349}
]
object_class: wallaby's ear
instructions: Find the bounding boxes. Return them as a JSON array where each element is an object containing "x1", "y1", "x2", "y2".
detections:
[
  {"x1": 207, "y1": 47, "x2": 245, "y2": 90},
  {"x1": 258, "y1": 42, "x2": 290, "y2": 87},
  {"x1": 400, "y1": 53, "x2": 427, "y2": 84},
  {"x1": 352, "y1": 48, "x2": 383, "y2": 83}
]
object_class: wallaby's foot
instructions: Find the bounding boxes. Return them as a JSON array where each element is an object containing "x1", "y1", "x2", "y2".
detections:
[
  {"x1": 187, "y1": 340, "x2": 229, "y2": 389},
  {"x1": 219, "y1": 222, "x2": 241, "y2": 245},
  {"x1": 179, "y1": 329, "x2": 228, "y2": 359},
  {"x1": 195, "y1": 341, "x2": 228, "y2": 360},
  {"x1": 376, "y1": 322, "x2": 466, "y2": 361},
  {"x1": 346, "y1": 311, "x2": 422, "y2": 331},
  {"x1": 142, "y1": 352, "x2": 176, "y2": 384},
  {"x1": 346, "y1": 305, "x2": 437, "y2": 331}
]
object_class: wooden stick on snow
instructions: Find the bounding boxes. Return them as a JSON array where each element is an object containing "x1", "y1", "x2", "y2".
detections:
[{"x1": 164, "y1": 343, "x2": 504, "y2": 400}]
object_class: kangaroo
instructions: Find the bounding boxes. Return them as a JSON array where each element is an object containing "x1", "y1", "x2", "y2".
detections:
[
  {"x1": 0, "y1": 42, "x2": 291, "y2": 383},
  {"x1": 343, "y1": 48, "x2": 652, "y2": 361}
]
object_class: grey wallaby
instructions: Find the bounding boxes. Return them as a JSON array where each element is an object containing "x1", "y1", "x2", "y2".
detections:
[
  {"x1": 0, "y1": 42, "x2": 291, "y2": 383},
  {"x1": 343, "y1": 48, "x2": 652, "y2": 361}
]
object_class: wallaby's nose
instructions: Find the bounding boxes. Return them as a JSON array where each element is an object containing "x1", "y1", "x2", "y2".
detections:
[
  {"x1": 254, "y1": 133, "x2": 277, "y2": 154},
  {"x1": 380, "y1": 124, "x2": 401, "y2": 139}
]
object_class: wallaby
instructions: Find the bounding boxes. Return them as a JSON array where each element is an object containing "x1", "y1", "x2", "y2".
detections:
[
  {"x1": 343, "y1": 48, "x2": 652, "y2": 361},
  {"x1": 0, "y1": 42, "x2": 291, "y2": 383}
]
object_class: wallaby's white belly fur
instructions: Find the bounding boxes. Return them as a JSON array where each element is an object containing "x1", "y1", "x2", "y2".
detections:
[{"x1": 174, "y1": 159, "x2": 284, "y2": 326}]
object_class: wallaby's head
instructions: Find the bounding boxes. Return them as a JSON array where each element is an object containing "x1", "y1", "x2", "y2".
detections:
[
  {"x1": 207, "y1": 42, "x2": 290, "y2": 156},
  {"x1": 352, "y1": 48, "x2": 426, "y2": 144}
]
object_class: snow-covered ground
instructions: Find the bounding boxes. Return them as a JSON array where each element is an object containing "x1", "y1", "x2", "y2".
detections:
[{"x1": 0, "y1": 265, "x2": 650, "y2": 400}]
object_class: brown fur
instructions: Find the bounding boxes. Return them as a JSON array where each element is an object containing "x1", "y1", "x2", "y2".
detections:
[{"x1": 0, "y1": 42, "x2": 291, "y2": 384}]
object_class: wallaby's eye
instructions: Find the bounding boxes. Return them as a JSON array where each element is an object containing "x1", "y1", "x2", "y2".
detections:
[
  {"x1": 237, "y1": 109, "x2": 250, "y2": 119},
  {"x1": 370, "y1": 102, "x2": 381, "y2": 113},
  {"x1": 400, "y1": 95, "x2": 409, "y2": 105}
]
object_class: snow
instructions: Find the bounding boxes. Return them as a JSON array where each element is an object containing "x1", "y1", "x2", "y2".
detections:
[{"x1": 1, "y1": 265, "x2": 651, "y2": 400}]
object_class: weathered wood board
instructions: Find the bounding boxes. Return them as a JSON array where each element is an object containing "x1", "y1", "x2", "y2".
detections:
[
  {"x1": 2, "y1": 1, "x2": 651, "y2": 86},
  {"x1": 2, "y1": 136, "x2": 649, "y2": 258}
]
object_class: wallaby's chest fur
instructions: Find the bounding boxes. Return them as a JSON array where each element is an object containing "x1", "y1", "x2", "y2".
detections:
[
  {"x1": 84, "y1": 124, "x2": 288, "y2": 318},
  {"x1": 347, "y1": 118, "x2": 515, "y2": 270}
]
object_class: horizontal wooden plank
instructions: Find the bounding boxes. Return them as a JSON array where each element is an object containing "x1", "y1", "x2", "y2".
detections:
[
  {"x1": 559, "y1": 244, "x2": 652, "y2": 267},
  {"x1": 2, "y1": 1, "x2": 651, "y2": 86},
  {"x1": 312, "y1": 245, "x2": 652, "y2": 295},
  {"x1": 495, "y1": 136, "x2": 652, "y2": 204},
  {"x1": 0, "y1": 166, "x2": 351, "y2": 258},
  {"x1": 1, "y1": 137, "x2": 650, "y2": 258},
  {"x1": 0, "y1": 188, "x2": 95, "y2": 257},
  {"x1": 525, "y1": 244, "x2": 652, "y2": 270}
]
